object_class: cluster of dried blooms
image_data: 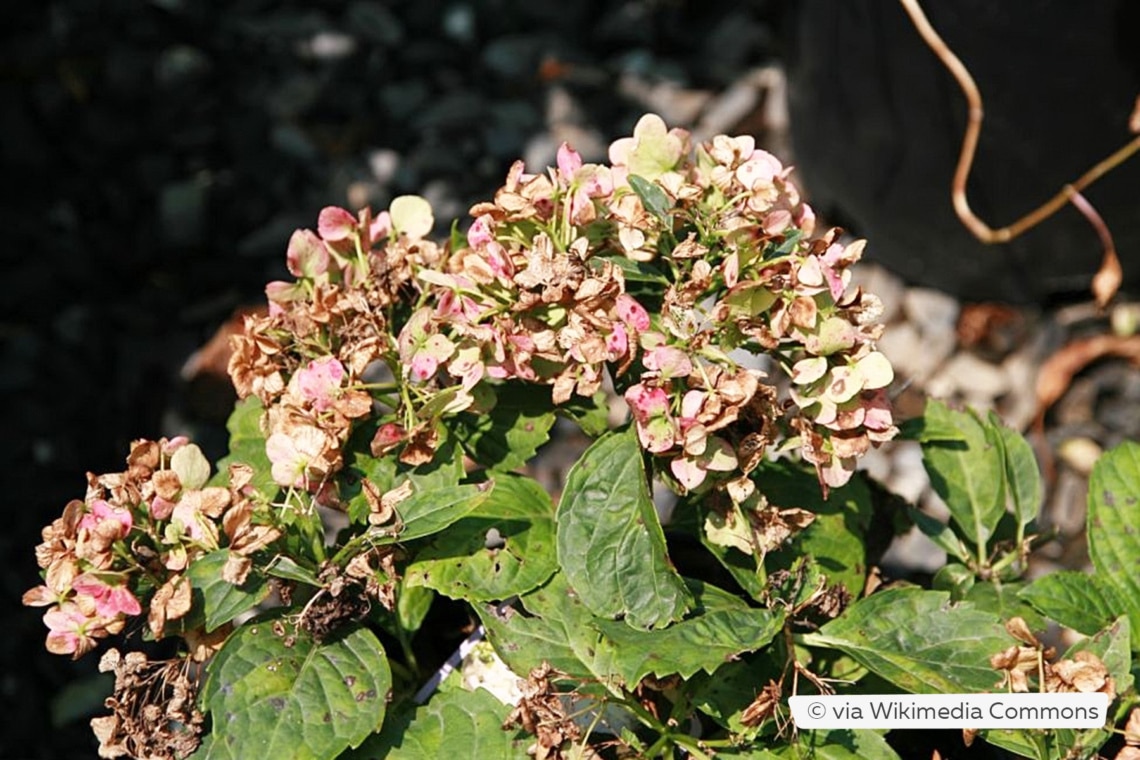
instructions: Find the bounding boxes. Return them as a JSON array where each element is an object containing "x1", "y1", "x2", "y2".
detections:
[
  {"x1": 23, "y1": 438, "x2": 279, "y2": 658},
  {"x1": 989, "y1": 617, "x2": 1116, "y2": 699},
  {"x1": 90, "y1": 649, "x2": 204, "y2": 760},
  {"x1": 502, "y1": 663, "x2": 582, "y2": 760},
  {"x1": 227, "y1": 113, "x2": 896, "y2": 518}
]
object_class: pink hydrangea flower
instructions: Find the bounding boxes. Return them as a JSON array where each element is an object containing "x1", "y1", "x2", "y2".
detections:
[
  {"x1": 625, "y1": 384, "x2": 675, "y2": 453},
  {"x1": 296, "y1": 356, "x2": 346, "y2": 412},
  {"x1": 266, "y1": 426, "x2": 331, "y2": 488},
  {"x1": 286, "y1": 228, "x2": 330, "y2": 278},
  {"x1": 43, "y1": 603, "x2": 97, "y2": 657},
  {"x1": 616, "y1": 294, "x2": 651, "y2": 332},
  {"x1": 79, "y1": 500, "x2": 132, "y2": 539},
  {"x1": 72, "y1": 573, "x2": 142, "y2": 618},
  {"x1": 606, "y1": 322, "x2": 629, "y2": 359},
  {"x1": 317, "y1": 206, "x2": 358, "y2": 241},
  {"x1": 557, "y1": 142, "x2": 583, "y2": 181},
  {"x1": 643, "y1": 346, "x2": 693, "y2": 379},
  {"x1": 467, "y1": 214, "x2": 495, "y2": 247}
]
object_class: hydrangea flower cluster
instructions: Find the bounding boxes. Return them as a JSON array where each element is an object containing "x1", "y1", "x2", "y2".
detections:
[
  {"x1": 403, "y1": 113, "x2": 896, "y2": 494},
  {"x1": 224, "y1": 113, "x2": 895, "y2": 503},
  {"x1": 28, "y1": 113, "x2": 898, "y2": 660},
  {"x1": 23, "y1": 438, "x2": 279, "y2": 658}
]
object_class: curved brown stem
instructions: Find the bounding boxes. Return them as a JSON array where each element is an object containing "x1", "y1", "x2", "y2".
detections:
[{"x1": 898, "y1": 0, "x2": 1139, "y2": 303}]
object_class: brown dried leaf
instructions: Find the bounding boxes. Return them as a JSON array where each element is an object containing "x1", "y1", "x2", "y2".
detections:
[
  {"x1": 1035, "y1": 334, "x2": 1140, "y2": 419},
  {"x1": 753, "y1": 506, "x2": 815, "y2": 554},
  {"x1": 740, "y1": 679, "x2": 782, "y2": 727},
  {"x1": 1124, "y1": 706, "x2": 1140, "y2": 746},
  {"x1": 152, "y1": 470, "x2": 182, "y2": 502},
  {"x1": 148, "y1": 575, "x2": 192, "y2": 639},
  {"x1": 1004, "y1": 617, "x2": 1039, "y2": 647},
  {"x1": 1092, "y1": 245, "x2": 1124, "y2": 309},
  {"x1": 222, "y1": 553, "x2": 252, "y2": 586}
]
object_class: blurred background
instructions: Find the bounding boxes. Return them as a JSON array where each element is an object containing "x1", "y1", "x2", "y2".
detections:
[{"x1": 2, "y1": 0, "x2": 1137, "y2": 756}]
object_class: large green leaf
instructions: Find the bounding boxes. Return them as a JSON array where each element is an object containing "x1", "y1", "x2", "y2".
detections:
[
  {"x1": 452, "y1": 382, "x2": 556, "y2": 472},
  {"x1": 555, "y1": 428, "x2": 691, "y2": 630},
  {"x1": 961, "y1": 581, "x2": 1046, "y2": 632},
  {"x1": 805, "y1": 587, "x2": 1015, "y2": 693},
  {"x1": 210, "y1": 396, "x2": 279, "y2": 496},
  {"x1": 195, "y1": 617, "x2": 391, "y2": 760},
  {"x1": 760, "y1": 460, "x2": 874, "y2": 597},
  {"x1": 1018, "y1": 571, "x2": 1125, "y2": 638},
  {"x1": 481, "y1": 573, "x2": 781, "y2": 692},
  {"x1": 991, "y1": 418, "x2": 1042, "y2": 530},
  {"x1": 556, "y1": 389, "x2": 610, "y2": 437},
  {"x1": 185, "y1": 549, "x2": 270, "y2": 632},
  {"x1": 920, "y1": 401, "x2": 1005, "y2": 554},
  {"x1": 405, "y1": 474, "x2": 557, "y2": 602},
  {"x1": 1086, "y1": 441, "x2": 1140, "y2": 649},
  {"x1": 343, "y1": 686, "x2": 526, "y2": 759},
  {"x1": 335, "y1": 484, "x2": 494, "y2": 564},
  {"x1": 476, "y1": 575, "x2": 598, "y2": 681},
  {"x1": 590, "y1": 581, "x2": 784, "y2": 686}
]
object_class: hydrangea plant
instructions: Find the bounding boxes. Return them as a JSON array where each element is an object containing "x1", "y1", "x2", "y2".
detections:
[{"x1": 24, "y1": 114, "x2": 1140, "y2": 760}]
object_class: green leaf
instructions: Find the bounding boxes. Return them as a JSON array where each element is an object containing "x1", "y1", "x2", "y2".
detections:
[
  {"x1": 211, "y1": 396, "x2": 279, "y2": 496},
  {"x1": 908, "y1": 507, "x2": 971, "y2": 563},
  {"x1": 185, "y1": 549, "x2": 270, "y2": 632},
  {"x1": 557, "y1": 390, "x2": 610, "y2": 437},
  {"x1": 589, "y1": 580, "x2": 784, "y2": 686},
  {"x1": 452, "y1": 383, "x2": 556, "y2": 472},
  {"x1": 991, "y1": 419, "x2": 1043, "y2": 530},
  {"x1": 931, "y1": 563, "x2": 975, "y2": 600},
  {"x1": 342, "y1": 686, "x2": 526, "y2": 759},
  {"x1": 406, "y1": 474, "x2": 557, "y2": 602},
  {"x1": 396, "y1": 583, "x2": 433, "y2": 634},
  {"x1": 482, "y1": 573, "x2": 782, "y2": 692},
  {"x1": 900, "y1": 399, "x2": 969, "y2": 442},
  {"x1": 601, "y1": 255, "x2": 671, "y2": 285},
  {"x1": 556, "y1": 428, "x2": 691, "y2": 629},
  {"x1": 769, "y1": 729, "x2": 901, "y2": 760},
  {"x1": 920, "y1": 401, "x2": 1005, "y2": 554},
  {"x1": 805, "y1": 587, "x2": 1015, "y2": 693},
  {"x1": 628, "y1": 174, "x2": 672, "y2": 224},
  {"x1": 1018, "y1": 571, "x2": 1124, "y2": 637},
  {"x1": 689, "y1": 654, "x2": 782, "y2": 734},
  {"x1": 761, "y1": 460, "x2": 874, "y2": 597},
  {"x1": 474, "y1": 582, "x2": 579, "y2": 678},
  {"x1": 266, "y1": 556, "x2": 321, "y2": 587},
  {"x1": 961, "y1": 581, "x2": 1046, "y2": 632},
  {"x1": 1086, "y1": 441, "x2": 1140, "y2": 649},
  {"x1": 333, "y1": 484, "x2": 493, "y2": 565},
  {"x1": 342, "y1": 427, "x2": 464, "y2": 526},
  {"x1": 978, "y1": 733, "x2": 1052, "y2": 760},
  {"x1": 196, "y1": 617, "x2": 391, "y2": 760}
]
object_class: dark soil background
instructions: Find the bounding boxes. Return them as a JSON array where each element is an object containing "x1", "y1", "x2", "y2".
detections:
[{"x1": 3, "y1": 1, "x2": 1137, "y2": 757}]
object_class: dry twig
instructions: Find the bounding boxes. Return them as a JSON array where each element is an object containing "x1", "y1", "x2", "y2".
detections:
[{"x1": 898, "y1": 0, "x2": 1140, "y2": 305}]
